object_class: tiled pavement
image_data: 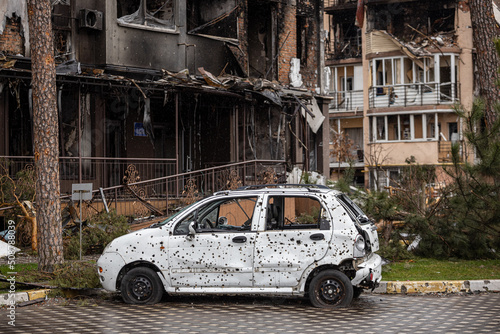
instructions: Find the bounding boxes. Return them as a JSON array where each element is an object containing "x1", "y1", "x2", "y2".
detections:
[{"x1": 1, "y1": 293, "x2": 500, "y2": 333}]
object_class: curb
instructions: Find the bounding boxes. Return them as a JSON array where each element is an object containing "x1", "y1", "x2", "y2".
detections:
[
  {"x1": 373, "y1": 280, "x2": 500, "y2": 294},
  {"x1": 0, "y1": 289, "x2": 51, "y2": 306}
]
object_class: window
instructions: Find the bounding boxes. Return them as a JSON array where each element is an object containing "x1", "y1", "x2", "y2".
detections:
[
  {"x1": 187, "y1": 0, "x2": 238, "y2": 39},
  {"x1": 174, "y1": 197, "x2": 257, "y2": 235},
  {"x1": 371, "y1": 113, "x2": 437, "y2": 142},
  {"x1": 266, "y1": 196, "x2": 329, "y2": 231},
  {"x1": 117, "y1": 0, "x2": 175, "y2": 31}
]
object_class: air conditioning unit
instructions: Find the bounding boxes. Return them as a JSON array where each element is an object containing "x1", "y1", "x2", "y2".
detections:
[{"x1": 79, "y1": 9, "x2": 103, "y2": 30}]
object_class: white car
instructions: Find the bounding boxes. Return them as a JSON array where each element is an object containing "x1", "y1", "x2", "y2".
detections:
[{"x1": 97, "y1": 184, "x2": 382, "y2": 308}]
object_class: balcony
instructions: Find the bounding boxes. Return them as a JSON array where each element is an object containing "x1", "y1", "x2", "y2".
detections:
[
  {"x1": 438, "y1": 141, "x2": 463, "y2": 163},
  {"x1": 369, "y1": 82, "x2": 459, "y2": 109},
  {"x1": 325, "y1": 0, "x2": 358, "y2": 11},
  {"x1": 326, "y1": 35, "x2": 362, "y2": 60},
  {"x1": 328, "y1": 90, "x2": 364, "y2": 112}
]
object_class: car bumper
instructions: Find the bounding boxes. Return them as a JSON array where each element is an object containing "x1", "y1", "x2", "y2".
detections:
[
  {"x1": 351, "y1": 253, "x2": 383, "y2": 288},
  {"x1": 97, "y1": 252, "x2": 126, "y2": 292}
]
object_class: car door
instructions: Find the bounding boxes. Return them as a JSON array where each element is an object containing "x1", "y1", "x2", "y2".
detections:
[
  {"x1": 253, "y1": 194, "x2": 333, "y2": 288},
  {"x1": 168, "y1": 196, "x2": 260, "y2": 289}
]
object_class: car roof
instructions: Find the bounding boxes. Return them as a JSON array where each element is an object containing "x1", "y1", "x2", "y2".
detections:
[{"x1": 213, "y1": 184, "x2": 340, "y2": 197}]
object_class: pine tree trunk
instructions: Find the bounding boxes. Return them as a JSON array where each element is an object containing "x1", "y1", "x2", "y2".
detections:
[
  {"x1": 469, "y1": 0, "x2": 500, "y2": 126},
  {"x1": 27, "y1": 0, "x2": 63, "y2": 272}
]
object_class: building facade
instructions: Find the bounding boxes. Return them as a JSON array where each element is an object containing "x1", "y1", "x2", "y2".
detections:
[
  {"x1": 324, "y1": 0, "x2": 475, "y2": 189},
  {"x1": 0, "y1": 0, "x2": 331, "y2": 195}
]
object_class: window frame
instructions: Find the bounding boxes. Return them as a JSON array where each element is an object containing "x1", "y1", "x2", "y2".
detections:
[{"x1": 116, "y1": 0, "x2": 179, "y2": 34}]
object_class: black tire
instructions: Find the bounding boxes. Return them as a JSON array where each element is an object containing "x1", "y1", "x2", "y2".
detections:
[
  {"x1": 308, "y1": 270, "x2": 353, "y2": 308},
  {"x1": 353, "y1": 286, "x2": 363, "y2": 299},
  {"x1": 121, "y1": 267, "x2": 164, "y2": 305}
]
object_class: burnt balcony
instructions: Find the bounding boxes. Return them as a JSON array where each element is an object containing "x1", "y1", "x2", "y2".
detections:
[
  {"x1": 326, "y1": 35, "x2": 362, "y2": 60},
  {"x1": 325, "y1": 0, "x2": 358, "y2": 12}
]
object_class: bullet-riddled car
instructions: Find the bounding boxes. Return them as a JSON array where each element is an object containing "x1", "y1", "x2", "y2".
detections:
[{"x1": 97, "y1": 184, "x2": 382, "y2": 308}]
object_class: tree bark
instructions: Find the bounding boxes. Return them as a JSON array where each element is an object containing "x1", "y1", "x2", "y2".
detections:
[
  {"x1": 469, "y1": 0, "x2": 500, "y2": 126},
  {"x1": 27, "y1": 0, "x2": 63, "y2": 272}
]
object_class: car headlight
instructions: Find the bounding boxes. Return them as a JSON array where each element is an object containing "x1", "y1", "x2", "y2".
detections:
[{"x1": 354, "y1": 234, "x2": 366, "y2": 258}]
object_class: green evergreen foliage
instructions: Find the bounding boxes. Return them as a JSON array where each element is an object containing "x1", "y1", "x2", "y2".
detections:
[
  {"x1": 64, "y1": 210, "x2": 129, "y2": 260},
  {"x1": 403, "y1": 40, "x2": 500, "y2": 259}
]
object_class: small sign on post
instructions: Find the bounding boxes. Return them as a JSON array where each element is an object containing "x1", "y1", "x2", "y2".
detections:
[{"x1": 72, "y1": 183, "x2": 93, "y2": 260}]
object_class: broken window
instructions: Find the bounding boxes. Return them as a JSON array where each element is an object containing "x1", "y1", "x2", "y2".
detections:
[
  {"x1": 297, "y1": 16, "x2": 307, "y2": 65},
  {"x1": 117, "y1": 0, "x2": 175, "y2": 30},
  {"x1": 266, "y1": 196, "x2": 328, "y2": 231},
  {"x1": 186, "y1": 0, "x2": 238, "y2": 40},
  {"x1": 174, "y1": 197, "x2": 257, "y2": 234},
  {"x1": 368, "y1": 1, "x2": 455, "y2": 41}
]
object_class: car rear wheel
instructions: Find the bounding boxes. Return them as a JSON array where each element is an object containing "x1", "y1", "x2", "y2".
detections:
[
  {"x1": 308, "y1": 269, "x2": 353, "y2": 308},
  {"x1": 121, "y1": 267, "x2": 163, "y2": 304}
]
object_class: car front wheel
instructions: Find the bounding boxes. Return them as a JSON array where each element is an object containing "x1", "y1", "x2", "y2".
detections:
[
  {"x1": 121, "y1": 267, "x2": 164, "y2": 304},
  {"x1": 308, "y1": 269, "x2": 353, "y2": 308}
]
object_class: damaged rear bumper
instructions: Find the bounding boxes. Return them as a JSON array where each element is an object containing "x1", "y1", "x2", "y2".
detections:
[{"x1": 351, "y1": 253, "x2": 383, "y2": 289}]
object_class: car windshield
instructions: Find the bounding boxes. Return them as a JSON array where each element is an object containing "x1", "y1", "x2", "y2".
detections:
[{"x1": 153, "y1": 203, "x2": 195, "y2": 227}]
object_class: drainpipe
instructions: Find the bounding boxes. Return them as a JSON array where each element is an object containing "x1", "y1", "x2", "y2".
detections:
[{"x1": 317, "y1": 0, "x2": 325, "y2": 95}]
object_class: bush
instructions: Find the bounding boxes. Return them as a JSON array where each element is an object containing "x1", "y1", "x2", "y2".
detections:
[{"x1": 64, "y1": 210, "x2": 129, "y2": 260}]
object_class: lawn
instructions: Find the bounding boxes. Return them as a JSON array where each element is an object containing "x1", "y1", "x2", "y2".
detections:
[{"x1": 382, "y1": 258, "x2": 500, "y2": 281}]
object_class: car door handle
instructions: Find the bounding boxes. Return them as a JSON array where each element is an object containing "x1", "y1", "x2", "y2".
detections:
[
  {"x1": 310, "y1": 233, "x2": 324, "y2": 241},
  {"x1": 232, "y1": 236, "x2": 247, "y2": 243}
]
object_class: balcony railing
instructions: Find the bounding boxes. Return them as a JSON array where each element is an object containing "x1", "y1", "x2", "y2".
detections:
[
  {"x1": 328, "y1": 90, "x2": 364, "y2": 112},
  {"x1": 330, "y1": 149, "x2": 364, "y2": 164},
  {"x1": 369, "y1": 82, "x2": 459, "y2": 108},
  {"x1": 0, "y1": 157, "x2": 287, "y2": 219},
  {"x1": 0, "y1": 156, "x2": 177, "y2": 194},
  {"x1": 325, "y1": 0, "x2": 358, "y2": 8},
  {"x1": 326, "y1": 35, "x2": 362, "y2": 60},
  {"x1": 74, "y1": 160, "x2": 286, "y2": 220},
  {"x1": 438, "y1": 141, "x2": 463, "y2": 163}
]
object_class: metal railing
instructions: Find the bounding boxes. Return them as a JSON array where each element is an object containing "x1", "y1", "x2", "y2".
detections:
[
  {"x1": 328, "y1": 90, "x2": 364, "y2": 111},
  {"x1": 369, "y1": 82, "x2": 459, "y2": 108},
  {"x1": 326, "y1": 35, "x2": 362, "y2": 60},
  {"x1": 1, "y1": 156, "x2": 177, "y2": 194},
  {"x1": 1, "y1": 157, "x2": 287, "y2": 220},
  {"x1": 74, "y1": 159, "x2": 287, "y2": 220},
  {"x1": 324, "y1": 0, "x2": 358, "y2": 8}
]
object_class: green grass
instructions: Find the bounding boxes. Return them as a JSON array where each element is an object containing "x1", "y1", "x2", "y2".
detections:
[{"x1": 382, "y1": 258, "x2": 500, "y2": 281}]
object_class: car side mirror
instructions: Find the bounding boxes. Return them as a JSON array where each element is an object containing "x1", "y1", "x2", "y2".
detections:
[{"x1": 186, "y1": 221, "x2": 197, "y2": 240}]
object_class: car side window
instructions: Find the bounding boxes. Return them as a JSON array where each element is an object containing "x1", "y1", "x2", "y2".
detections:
[
  {"x1": 266, "y1": 196, "x2": 330, "y2": 230},
  {"x1": 173, "y1": 197, "x2": 257, "y2": 235}
]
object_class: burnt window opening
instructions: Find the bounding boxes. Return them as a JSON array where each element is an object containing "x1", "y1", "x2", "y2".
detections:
[
  {"x1": 297, "y1": 16, "x2": 307, "y2": 66},
  {"x1": 368, "y1": 1, "x2": 455, "y2": 42},
  {"x1": 248, "y1": 1, "x2": 276, "y2": 79},
  {"x1": 326, "y1": 7, "x2": 361, "y2": 60},
  {"x1": 186, "y1": 0, "x2": 238, "y2": 40},
  {"x1": 117, "y1": 0, "x2": 175, "y2": 30}
]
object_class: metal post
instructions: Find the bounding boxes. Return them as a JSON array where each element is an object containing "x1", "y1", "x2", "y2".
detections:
[{"x1": 79, "y1": 195, "x2": 82, "y2": 260}]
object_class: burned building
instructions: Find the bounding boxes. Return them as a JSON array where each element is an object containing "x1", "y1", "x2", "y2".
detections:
[
  {"x1": 0, "y1": 0, "x2": 330, "y2": 199},
  {"x1": 324, "y1": 0, "x2": 475, "y2": 189}
]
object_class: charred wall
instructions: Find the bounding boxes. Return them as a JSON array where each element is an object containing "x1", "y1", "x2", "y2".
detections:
[
  {"x1": 0, "y1": 16, "x2": 24, "y2": 56},
  {"x1": 367, "y1": 0, "x2": 456, "y2": 41}
]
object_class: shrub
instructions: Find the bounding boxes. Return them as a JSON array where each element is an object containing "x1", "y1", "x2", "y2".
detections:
[{"x1": 64, "y1": 210, "x2": 129, "y2": 260}]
